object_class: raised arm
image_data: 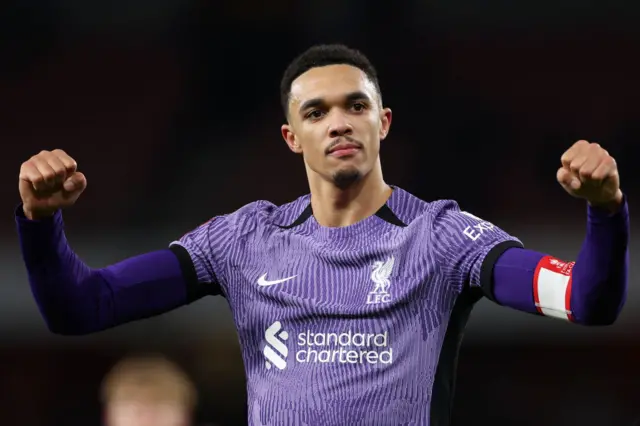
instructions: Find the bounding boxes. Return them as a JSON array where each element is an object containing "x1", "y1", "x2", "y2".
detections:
[
  {"x1": 486, "y1": 140, "x2": 628, "y2": 325},
  {"x1": 16, "y1": 150, "x2": 220, "y2": 335},
  {"x1": 432, "y1": 140, "x2": 628, "y2": 325}
]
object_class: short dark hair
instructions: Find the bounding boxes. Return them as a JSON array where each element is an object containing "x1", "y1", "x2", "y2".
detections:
[{"x1": 280, "y1": 44, "x2": 381, "y2": 117}]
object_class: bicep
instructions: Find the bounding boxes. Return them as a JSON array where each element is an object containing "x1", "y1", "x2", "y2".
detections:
[
  {"x1": 92, "y1": 248, "x2": 215, "y2": 330},
  {"x1": 484, "y1": 247, "x2": 575, "y2": 321},
  {"x1": 48, "y1": 248, "x2": 200, "y2": 335}
]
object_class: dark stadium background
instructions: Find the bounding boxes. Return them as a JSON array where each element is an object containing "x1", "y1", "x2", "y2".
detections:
[{"x1": 1, "y1": 1, "x2": 639, "y2": 424}]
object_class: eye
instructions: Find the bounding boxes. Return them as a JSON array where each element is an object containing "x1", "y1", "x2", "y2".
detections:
[
  {"x1": 351, "y1": 102, "x2": 366, "y2": 112},
  {"x1": 305, "y1": 110, "x2": 324, "y2": 120}
]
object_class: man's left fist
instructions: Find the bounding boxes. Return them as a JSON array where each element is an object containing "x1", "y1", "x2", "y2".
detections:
[{"x1": 557, "y1": 140, "x2": 623, "y2": 209}]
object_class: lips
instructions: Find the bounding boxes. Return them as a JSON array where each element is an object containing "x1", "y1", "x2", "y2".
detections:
[{"x1": 328, "y1": 142, "x2": 361, "y2": 155}]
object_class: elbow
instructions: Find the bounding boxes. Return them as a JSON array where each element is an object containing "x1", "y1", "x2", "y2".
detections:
[
  {"x1": 46, "y1": 321, "x2": 92, "y2": 336},
  {"x1": 571, "y1": 281, "x2": 627, "y2": 327},
  {"x1": 574, "y1": 312, "x2": 621, "y2": 327},
  {"x1": 40, "y1": 309, "x2": 101, "y2": 336},
  {"x1": 575, "y1": 301, "x2": 626, "y2": 326},
  {"x1": 32, "y1": 273, "x2": 110, "y2": 336},
  {"x1": 32, "y1": 299, "x2": 91, "y2": 336}
]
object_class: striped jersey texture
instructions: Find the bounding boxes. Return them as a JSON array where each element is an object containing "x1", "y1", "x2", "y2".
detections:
[{"x1": 171, "y1": 186, "x2": 521, "y2": 426}]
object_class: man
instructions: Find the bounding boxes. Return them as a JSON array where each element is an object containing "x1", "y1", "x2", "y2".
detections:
[
  {"x1": 101, "y1": 354, "x2": 196, "y2": 426},
  {"x1": 16, "y1": 44, "x2": 629, "y2": 425}
]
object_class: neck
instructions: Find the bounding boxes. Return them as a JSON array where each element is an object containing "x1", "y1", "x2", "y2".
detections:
[{"x1": 307, "y1": 159, "x2": 392, "y2": 227}]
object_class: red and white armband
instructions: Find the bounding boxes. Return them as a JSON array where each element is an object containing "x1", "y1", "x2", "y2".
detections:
[{"x1": 533, "y1": 256, "x2": 576, "y2": 322}]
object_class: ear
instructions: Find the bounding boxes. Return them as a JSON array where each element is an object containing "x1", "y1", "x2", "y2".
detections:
[
  {"x1": 379, "y1": 108, "x2": 392, "y2": 140},
  {"x1": 281, "y1": 124, "x2": 303, "y2": 154}
]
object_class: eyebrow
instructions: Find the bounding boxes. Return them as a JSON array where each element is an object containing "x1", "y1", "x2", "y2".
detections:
[{"x1": 298, "y1": 91, "x2": 372, "y2": 115}]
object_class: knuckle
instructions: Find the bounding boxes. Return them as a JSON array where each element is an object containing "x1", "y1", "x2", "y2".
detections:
[
  {"x1": 54, "y1": 149, "x2": 77, "y2": 168},
  {"x1": 32, "y1": 153, "x2": 46, "y2": 162},
  {"x1": 19, "y1": 166, "x2": 31, "y2": 180},
  {"x1": 41, "y1": 172, "x2": 55, "y2": 181},
  {"x1": 24, "y1": 159, "x2": 38, "y2": 171},
  {"x1": 561, "y1": 153, "x2": 573, "y2": 164}
]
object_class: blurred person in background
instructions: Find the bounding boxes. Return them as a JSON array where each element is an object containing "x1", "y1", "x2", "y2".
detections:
[
  {"x1": 101, "y1": 354, "x2": 196, "y2": 426},
  {"x1": 15, "y1": 44, "x2": 629, "y2": 425}
]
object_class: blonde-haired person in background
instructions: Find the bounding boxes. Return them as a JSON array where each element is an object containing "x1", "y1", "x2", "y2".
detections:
[{"x1": 101, "y1": 354, "x2": 197, "y2": 426}]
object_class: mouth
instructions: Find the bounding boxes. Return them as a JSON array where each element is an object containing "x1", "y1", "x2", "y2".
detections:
[{"x1": 327, "y1": 141, "x2": 362, "y2": 158}]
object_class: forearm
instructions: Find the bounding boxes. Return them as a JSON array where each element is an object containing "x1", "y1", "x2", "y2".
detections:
[
  {"x1": 570, "y1": 200, "x2": 629, "y2": 324},
  {"x1": 487, "y1": 198, "x2": 629, "y2": 325},
  {"x1": 16, "y1": 207, "x2": 193, "y2": 335}
]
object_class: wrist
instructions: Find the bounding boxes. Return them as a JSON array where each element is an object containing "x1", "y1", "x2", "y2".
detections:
[
  {"x1": 588, "y1": 190, "x2": 624, "y2": 214},
  {"x1": 22, "y1": 205, "x2": 55, "y2": 221}
]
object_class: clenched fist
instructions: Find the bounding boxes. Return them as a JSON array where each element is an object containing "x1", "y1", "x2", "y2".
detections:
[
  {"x1": 19, "y1": 149, "x2": 87, "y2": 220},
  {"x1": 557, "y1": 140, "x2": 623, "y2": 210}
]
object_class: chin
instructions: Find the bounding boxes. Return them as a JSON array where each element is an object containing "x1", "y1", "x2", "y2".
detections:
[{"x1": 331, "y1": 167, "x2": 363, "y2": 189}]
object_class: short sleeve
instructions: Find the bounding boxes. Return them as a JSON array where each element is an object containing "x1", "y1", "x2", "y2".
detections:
[
  {"x1": 168, "y1": 201, "x2": 261, "y2": 299},
  {"x1": 430, "y1": 200, "x2": 523, "y2": 293},
  {"x1": 168, "y1": 215, "x2": 233, "y2": 297}
]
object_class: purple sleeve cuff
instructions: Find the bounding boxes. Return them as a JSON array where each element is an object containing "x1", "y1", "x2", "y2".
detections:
[
  {"x1": 486, "y1": 196, "x2": 629, "y2": 325},
  {"x1": 15, "y1": 205, "x2": 202, "y2": 335},
  {"x1": 587, "y1": 195, "x2": 630, "y2": 223}
]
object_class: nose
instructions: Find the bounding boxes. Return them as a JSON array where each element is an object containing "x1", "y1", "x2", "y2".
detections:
[{"x1": 328, "y1": 113, "x2": 353, "y2": 138}]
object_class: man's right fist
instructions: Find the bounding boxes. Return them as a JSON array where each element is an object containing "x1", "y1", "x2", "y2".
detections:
[{"x1": 19, "y1": 149, "x2": 87, "y2": 220}]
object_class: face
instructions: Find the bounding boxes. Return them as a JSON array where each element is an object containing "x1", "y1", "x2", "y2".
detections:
[
  {"x1": 281, "y1": 64, "x2": 392, "y2": 189},
  {"x1": 106, "y1": 400, "x2": 189, "y2": 426}
]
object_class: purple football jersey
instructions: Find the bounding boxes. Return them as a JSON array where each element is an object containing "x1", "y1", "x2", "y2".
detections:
[{"x1": 170, "y1": 187, "x2": 522, "y2": 426}]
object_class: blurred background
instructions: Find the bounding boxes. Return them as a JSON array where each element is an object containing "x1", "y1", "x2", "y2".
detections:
[{"x1": 1, "y1": 0, "x2": 639, "y2": 424}]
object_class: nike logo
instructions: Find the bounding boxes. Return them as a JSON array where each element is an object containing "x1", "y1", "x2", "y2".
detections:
[{"x1": 257, "y1": 273, "x2": 298, "y2": 287}]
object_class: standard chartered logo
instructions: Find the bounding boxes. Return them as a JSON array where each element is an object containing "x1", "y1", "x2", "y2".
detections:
[
  {"x1": 263, "y1": 321, "x2": 393, "y2": 370},
  {"x1": 264, "y1": 321, "x2": 289, "y2": 370}
]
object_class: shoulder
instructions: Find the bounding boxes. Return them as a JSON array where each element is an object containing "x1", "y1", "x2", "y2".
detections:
[
  {"x1": 256, "y1": 194, "x2": 312, "y2": 228},
  {"x1": 387, "y1": 187, "x2": 464, "y2": 225},
  {"x1": 200, "y1": 194, "x2": 312, "y2": 235},
  {"x1": 389, "y1": 187, "x2": 505, "y2": 241}
]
